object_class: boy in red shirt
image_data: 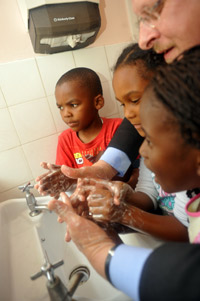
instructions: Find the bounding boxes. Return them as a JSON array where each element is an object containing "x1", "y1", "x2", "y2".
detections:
[{"x1": 55, "y1": 67, "x2": 122, "y2": 168}]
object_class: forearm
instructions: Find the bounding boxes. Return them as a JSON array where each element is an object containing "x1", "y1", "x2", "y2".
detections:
[
  {"x1": 92, "y1": 160, "x2": 118, "y2": 180},
  {"x1": 83, "y1": 241, "x2": 116, "y2": 279},
  {"x1": 125, "y1": 191, "x2": 154, "y2": 211},
  {"x1": 120, "y1": 205, "x2": 189, "y2": 241}
]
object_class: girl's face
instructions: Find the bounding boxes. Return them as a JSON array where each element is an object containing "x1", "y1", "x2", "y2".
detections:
[
  {"x1": 139, "y1": 87, "x2": 200, "y2": 193},
  {"x1": 112, "y1": 64, "x2": 150, "y2": 137}
]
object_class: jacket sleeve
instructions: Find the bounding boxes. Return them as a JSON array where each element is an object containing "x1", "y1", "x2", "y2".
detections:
[
  {"x1": 108, "y1": 118, "x2": 144, "y2": 163},
  {"x1": 139, "y1": 242, "x2": 200, "y2": 301}
]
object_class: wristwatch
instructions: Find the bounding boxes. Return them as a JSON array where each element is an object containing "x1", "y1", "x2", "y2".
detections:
[{"x1": 105, "y1": 244, "x2": 120, "y2": 282}]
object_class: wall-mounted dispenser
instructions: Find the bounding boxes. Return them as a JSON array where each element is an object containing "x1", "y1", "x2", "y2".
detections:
[{"x1": 17, "y1": 0, "x2": 101, "y2": 54}]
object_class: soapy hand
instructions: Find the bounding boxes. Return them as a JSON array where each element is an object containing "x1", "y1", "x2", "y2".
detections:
[
  {"x1": 34, "y1": 162, "x2": 76, "y2": 199},
  {"x1": 87, "y1": 186, "x2": 127, "y2": 223},
  {"x1": 70, "y1": 177, "x2": 135, "y2": 206},
  {"x1": 35, "y1": 160, "x2": 117, "y2": 199},
  {"x1": 48, "y1": 192, "x2": 116, "y2": 278}
]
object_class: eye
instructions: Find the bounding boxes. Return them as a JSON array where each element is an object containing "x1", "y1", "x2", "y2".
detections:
[
  {"x1": 145, "y1": 137, "x2": 152, "y2": 147},
  {"x1": 131, "y1": 98, "x2": 140, "y2": 104},
  {"x1": 57, "y1": 105, "x2": 63, "y2": 111},
  {"x1": 71, "y1": 103, "x2": 78, "y2": 108}
]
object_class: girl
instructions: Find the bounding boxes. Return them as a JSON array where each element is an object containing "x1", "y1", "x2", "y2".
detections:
[{"x1": 72, "y1": 43, "x2": 189, "y2": 241}]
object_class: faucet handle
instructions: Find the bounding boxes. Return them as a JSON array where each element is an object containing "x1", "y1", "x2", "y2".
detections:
[
  {"x1": 18, "y1": 182, "x2": 34, "y2": 193},
  {"x1": 31, "y1": 259, "x2": 64, "y2": 283},
  {"x1": 31, "y1": 248, "x2": 64, "y2": 283}
]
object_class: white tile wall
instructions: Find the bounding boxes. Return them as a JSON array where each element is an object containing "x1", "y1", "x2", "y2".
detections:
[
  {"x1": 22, "y1": 134, "x2": 58, "y2": 178},
  {"x1": 99, "y1": 81, "x2": 120, "y2": 117},
  {"x1": 0, "y1": 42, "x2": 130, "y2": 202},
  {"x1": 0, "y1": 59, "x2": 45, "y2": 106},
  {"x1": 73, "y1": 46, "x2": 111, "y2": 82},
  {"x1": 9, "y1": 98, "x2": 57, "y2": 144},
  {"x1": 0, "y1": 108, "x2": 20, "y2": 152},
  {"x1": 36, "y1": 51, "x2": 76, "y2": 96},
  {"x1": 0, "y1": 88, "x2": 6, "y2": 108},
  {"x1": 0, "y1": 147, "x2": 33, "y2": 193}
]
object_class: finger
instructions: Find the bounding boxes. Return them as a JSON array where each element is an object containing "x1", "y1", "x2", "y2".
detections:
[
  {"x1": 60, "y1": 191, "x2": 71, "y2": 205},
  {"x1": 35, "y1": 171, "x2": 50, "y2": 182},
  {"x1": 47, "y1": 162, "x2": 61, "y2": 171},
  {"x1": 34, "y1": 183, "x2": 39, "y2": 190},
  {"x1": 57, "y1": 216, "x2": 64, "y2": 223},
  {"x1": 87, "y1": 194, "x2": 105, "y2": 207},
  {"x1": 40, "y1": 162, "x2": 49, "y2": 170},
  {"x1": 89, "y1": 205, "x2": 104, "y2": 215},
  {"x1": 48, "y1": 199, "x2": 72, "y2": 222},
  {"x1": 65, "y1": 226, "x2": 71, "y2": 242}
]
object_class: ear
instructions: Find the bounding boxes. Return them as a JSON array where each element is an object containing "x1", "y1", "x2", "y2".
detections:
[{"x1": 94, "y1": 94, "x2": 104, "y2": 110}]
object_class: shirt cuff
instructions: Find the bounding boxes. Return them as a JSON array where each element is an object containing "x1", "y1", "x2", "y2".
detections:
[
  {"x1": 109, "y1": 244, "x2": 153, "y2": 301},
  {"x1": 100, "y1": 147, "x2": 131, "y2": 177}
]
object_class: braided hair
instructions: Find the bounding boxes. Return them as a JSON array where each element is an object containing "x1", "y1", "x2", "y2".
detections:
[
  {"x1": 113, "y1": 43, "x2": 166, "y2": 80},
  {"x1": 148, "y1": 45, "x2": 200, "y2": 197},
  {"x1": 150, "y1": 45, "x2": 200, "y2": 150}
]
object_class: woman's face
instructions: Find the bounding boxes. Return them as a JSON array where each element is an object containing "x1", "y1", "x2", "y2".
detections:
[
  {"x1": 139, "y1": 87, "x2": 200, "y2": 193},
  {"x1": 112, "y1": 64, "x2": 150, "y2": 137}
]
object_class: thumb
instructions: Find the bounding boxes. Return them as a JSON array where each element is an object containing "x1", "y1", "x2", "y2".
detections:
[
  {"x1": 48, "y1": 194, "x2": 75, "y2": 223},
  {"x1": 61, "y1": 165, "x2": 84, "y2": 179}
]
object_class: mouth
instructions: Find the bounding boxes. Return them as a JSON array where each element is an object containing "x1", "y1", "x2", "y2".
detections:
[
  {"x1": 133, "y1": 124, "x2": 142, "y2": 130},
  {"x1": 156, "y1": 47, "x2": 174, "y2": 62},
  {"x1": 67, "y1": 121, "x2": 78, "y2": 128}
]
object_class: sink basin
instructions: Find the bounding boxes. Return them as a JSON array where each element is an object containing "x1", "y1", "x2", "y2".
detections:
[{"x1": 0, "y1": 196, "x2": 162, "y2": 301}]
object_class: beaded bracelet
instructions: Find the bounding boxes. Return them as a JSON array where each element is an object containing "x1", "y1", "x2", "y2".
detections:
[{"x1": 105, "y1": 245, "x2": 120, "y2": 282}]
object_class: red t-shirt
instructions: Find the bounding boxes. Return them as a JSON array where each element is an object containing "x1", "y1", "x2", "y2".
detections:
[{"x1": 56, "y1": 117, "x2": 122, "y2": 168}]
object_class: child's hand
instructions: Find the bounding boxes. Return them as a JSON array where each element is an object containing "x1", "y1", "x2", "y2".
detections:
[
  {"x1": 70, "y1": 177, "x2": 135, "y2": 205},
  {"x1": 87, "y1": 186, "x2": 127, "y2": 223},
  {"x1": 35, "y1": 162, "x2": 76, "y2": 199}
]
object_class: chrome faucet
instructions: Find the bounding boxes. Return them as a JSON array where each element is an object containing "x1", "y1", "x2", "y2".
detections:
[
  {"x1": 31, "y1": 247, "x2": 90, "y2": 301},
  {"x1": 18, "y1": 182, "x2": 49, "y2": 217}
]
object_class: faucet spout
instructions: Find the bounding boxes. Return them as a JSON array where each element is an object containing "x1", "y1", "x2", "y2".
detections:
[{"x1": 18, "y1": 182, "x2": 50, "y2": 216}]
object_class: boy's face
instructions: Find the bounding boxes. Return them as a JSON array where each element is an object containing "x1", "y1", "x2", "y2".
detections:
[
  {"x1": 132, "y1": 0, "x2": 200, "y2": 63},
  {"x1": 112, "y1": 65, "x2": 149, "y2": 137},
  {"x1": 55, "y1": 81, "x2": 98, "y2": 132},
  {"x1": 139, "y1": 88, "x2": 200, "y2": 193}
]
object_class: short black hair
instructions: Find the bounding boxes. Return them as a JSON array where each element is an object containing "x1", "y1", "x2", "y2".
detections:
[
  {"x1": 150, "y1": 45, "x2": 200, "y2": 150},
  {"x1": 56, "y1": 67, "x2": 103, "y2": 97},
  {"x1": 113, "y1": 43, "x2": 166, "y2": 80}
]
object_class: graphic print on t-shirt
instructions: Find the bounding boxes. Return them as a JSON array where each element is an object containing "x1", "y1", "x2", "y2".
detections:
[{"x1": 74, "y1": 150, "x2": 104, "y2": 165}]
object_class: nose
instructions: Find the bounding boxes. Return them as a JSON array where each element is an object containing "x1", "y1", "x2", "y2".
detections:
[
  {"x1": 138, "y1": 22, "x2": 160, "y2": 50},
  {"x1": 124, "y1": 105, "x2": 136, "y2": 122},
  {"x1": 62, "y1": 107, "x2": 72, "y2": 118}
]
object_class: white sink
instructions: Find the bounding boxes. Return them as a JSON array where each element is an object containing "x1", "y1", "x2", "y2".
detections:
[{"x1": 0, "y1": 196, "x2": 162, "y2": 301}]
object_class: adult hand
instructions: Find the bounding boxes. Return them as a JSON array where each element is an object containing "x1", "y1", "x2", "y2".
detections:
[
  {"x1": 48, "y1": 192, "x2": 116, "y2": 279},
  {"x1": 34, "y1": 162, "x2": 76, "y2": 199},
  {"x1": 61, "y1": 160, "x2": 117, "y2": 181}
]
